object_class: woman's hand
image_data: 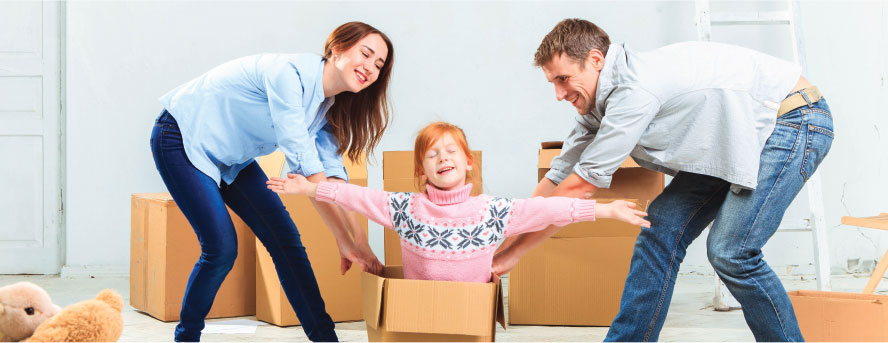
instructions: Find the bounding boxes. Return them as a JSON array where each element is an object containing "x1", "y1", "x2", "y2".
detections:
[
  {"x1": 596, "y1": 200, "x2": 651, "y2": 228},
  {"x1": 267, "y1": 173, "x2": 318, "y2": 196},
  {"x1": 337, "y1": 241, "x2": 383, "y2": 276}
]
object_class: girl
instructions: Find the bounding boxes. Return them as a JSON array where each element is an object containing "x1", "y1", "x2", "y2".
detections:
[
  {"x1": 267, "y1": 122, "x2": 650, "y2": 283},
  {"x1": 151, "y1": 22, "x2": 391, "y2": 342}
]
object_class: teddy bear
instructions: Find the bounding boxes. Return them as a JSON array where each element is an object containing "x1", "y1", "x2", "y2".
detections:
[
  {"x1": 24, "y1": 288, "x2": 124, "y2": 342},
  {"x1": 0, "y1": 281, "x2": 124, "y2": 342},
  {"x1": 0, "y1": 282, "x2": 62, "y2": 342}
]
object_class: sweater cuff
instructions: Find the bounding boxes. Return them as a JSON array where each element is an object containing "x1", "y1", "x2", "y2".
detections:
[
  {"x1": 572, "y1": 199, "x2": 596, "y2": 222},
  {"x1": 315, "y1": 182, "x2": 338, "y2": 203}
]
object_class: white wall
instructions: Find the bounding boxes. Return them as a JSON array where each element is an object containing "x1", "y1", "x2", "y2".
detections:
[{"x1": 64, "y1": 1, "x2": 888, "y2": 276}]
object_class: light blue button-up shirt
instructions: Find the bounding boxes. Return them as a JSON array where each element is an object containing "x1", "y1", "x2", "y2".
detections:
[
  {"x1": 159, "y1": 53, "x2": 347, "y2": 186},
  {"x1": 546, "y1": 42, "x2": 801, "y2": 191}
]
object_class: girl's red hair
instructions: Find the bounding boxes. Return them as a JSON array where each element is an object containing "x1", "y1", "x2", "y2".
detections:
[{"x1": 413, "y1": 122, "x2": 474, "y2": 189}]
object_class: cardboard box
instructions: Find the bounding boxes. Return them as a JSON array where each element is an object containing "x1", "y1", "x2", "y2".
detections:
[
  {"x1": 381, "y1": 150, "x2": 483, "y2": 266},
  {"x1": 508, "y1": 142, "x2": 664, "y2": 326},
  {"x1": 789, "y1": 290, "x2": 888, "y2": 341},
  {"x1": 130, "y1": 193, "x2": 256, "y2": 321},
  {"x1": 255, "y1": 151, "x2": 368, "y2": 326},
  {"x1": 362, "y1": 266, "x2": 505, "y2": 341}
]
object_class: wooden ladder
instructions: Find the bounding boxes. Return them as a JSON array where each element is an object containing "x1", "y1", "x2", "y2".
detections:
[{"x1": 695, "y1": 0, "x2": 832, "y2": 311}]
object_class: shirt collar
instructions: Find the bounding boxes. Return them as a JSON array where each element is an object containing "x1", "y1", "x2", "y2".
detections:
[
  {"x1": 425, "y1": 183, "x2": 473, "y2": 205},
  {"x1": 590, "y1": 43, "x2": 625, "y2": 116}
]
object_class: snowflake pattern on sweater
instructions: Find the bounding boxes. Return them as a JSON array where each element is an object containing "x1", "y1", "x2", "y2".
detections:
[{"x1": 388, "y1": 192, "x2": 513, "y2": 260}]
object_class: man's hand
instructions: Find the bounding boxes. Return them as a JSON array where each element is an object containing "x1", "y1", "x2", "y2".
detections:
[
  {"x1": 266, "y1": 173, "x2": 318, "y2": 196},
  {"x1": 492, "y1": 247, "x2": 522, "y2": 276}
]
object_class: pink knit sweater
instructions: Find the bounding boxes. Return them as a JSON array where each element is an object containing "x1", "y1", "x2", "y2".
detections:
[{"x1": 315, "y1": 182, "x2": 596, "y2": 283}]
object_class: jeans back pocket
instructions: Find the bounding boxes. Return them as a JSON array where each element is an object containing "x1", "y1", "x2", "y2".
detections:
[{"x1": 800, "y1": 108, "x2": 834, "y2": 181}]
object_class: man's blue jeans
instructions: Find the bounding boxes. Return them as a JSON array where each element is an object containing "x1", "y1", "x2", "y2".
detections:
[
  {"x1": 150, "y1": 110, "x2": 338, "y2": 342},
  {"x1": 606, "y1": 97, "x2": 834, "y2": 341}
]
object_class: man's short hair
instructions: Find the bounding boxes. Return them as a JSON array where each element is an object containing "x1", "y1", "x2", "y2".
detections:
[{"x1": 534, "y1": 18, "x2": 611, "y2": 68}]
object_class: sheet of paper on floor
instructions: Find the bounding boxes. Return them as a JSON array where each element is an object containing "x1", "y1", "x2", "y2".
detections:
[{"x1": 202, "y1": 318, "x2": 268, "y2": 334}]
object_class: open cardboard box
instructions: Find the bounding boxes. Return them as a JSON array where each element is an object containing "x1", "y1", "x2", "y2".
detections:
[
  {"x1": 381, "y1": 151, "x2": 483, "y2": 266},
  {"x1": 789, "y1": 290, "x2": 888, "y2": 341},
  {"x1": 254, "y1": 151, "x2": 367, "y2": 326},
  {"x1": 362, "y1": 266, "x2": 505, "y2": 342},
  {"x1": 508, "y1": 141, "x2": 664, "y2": 326}
]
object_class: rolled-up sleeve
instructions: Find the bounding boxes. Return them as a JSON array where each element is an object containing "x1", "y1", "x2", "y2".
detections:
[
  {"x1": 545, "y1": 118, "x2": 599, "y2": 184},
  {"x1": 315, "y1": 121, "x2": 349, "y2": 182},
  {"x1": 264, "y1": 62, "x2": 325, "y2": 177},
  {"x1": 574, "y1": 86, "x2": 660, "y2": 188}
]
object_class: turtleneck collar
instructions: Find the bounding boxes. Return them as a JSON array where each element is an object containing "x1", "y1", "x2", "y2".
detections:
[{"x1": 425, "y1": 183, "x2": 473, "y2": 205}]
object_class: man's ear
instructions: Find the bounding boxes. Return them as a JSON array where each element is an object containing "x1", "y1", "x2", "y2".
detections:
[{"x1": 586, "y1": 49, "x2": 606, "y2": 71}]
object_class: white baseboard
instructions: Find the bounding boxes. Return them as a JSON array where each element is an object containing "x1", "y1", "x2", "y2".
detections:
[{"x1": 60, "y1": 264, "x2": 128, "y2": 278}]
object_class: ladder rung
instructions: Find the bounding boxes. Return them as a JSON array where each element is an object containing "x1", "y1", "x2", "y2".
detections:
[
  {"x1": 710, "y1": 11, "x2": 792, "y2": 25},
  {"x1": 777, "y1": 227, "x2": 812, "y2": 233}
]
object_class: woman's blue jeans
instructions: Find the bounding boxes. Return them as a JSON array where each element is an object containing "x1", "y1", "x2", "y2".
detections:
[
  {"x1": 150, "y1": 110, "x2": 338, "y2": 342},
  {"x1": 606, "y1": 96, "x2": 834, "y2": 341}
]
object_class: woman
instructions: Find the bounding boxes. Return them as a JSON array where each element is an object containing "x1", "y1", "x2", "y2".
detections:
[{"x1": 149, "y1": 22, "x2": 393, "y2": 342}]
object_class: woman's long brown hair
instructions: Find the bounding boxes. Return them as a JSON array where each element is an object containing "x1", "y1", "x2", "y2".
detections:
[{"x1": 323, "y1": 22, "x2": 393, "y2": 163}]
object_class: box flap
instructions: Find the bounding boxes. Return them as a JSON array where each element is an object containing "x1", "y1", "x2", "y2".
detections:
[
  {"x1": 381, "y1": 277, "x2": 498, "y2": 336},
  {"x1": 258, "y1": 151, "x2": 286, "y2": 179},
  {"x1": 382, "y1": 265, "x2": 405, "y2": 279},
  {"x1": 361, "y1": 271, "x2": 386, "y2": 329},
  {"x1": 540, "y1": 141, "x2": 563, "y2": 149},
  {"x1": 493, "y1": 274, "x2": 506, "y2": 330},
  {"x1": 131, "y1": 193, "x2": 174, "y2": 203}
]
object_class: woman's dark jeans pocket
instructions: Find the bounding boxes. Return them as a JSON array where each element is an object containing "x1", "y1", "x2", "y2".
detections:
[{"x1": 151, "y1": 110, "x2": 190, "y2": 167}]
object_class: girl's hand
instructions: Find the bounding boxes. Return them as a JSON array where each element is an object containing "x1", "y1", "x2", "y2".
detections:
[
  {"x1": 266, "y1": 173, "x2": 318, "y2": 196},
  {"x1": 597, "y1": 200, "x2": 651, "y2": 228}
]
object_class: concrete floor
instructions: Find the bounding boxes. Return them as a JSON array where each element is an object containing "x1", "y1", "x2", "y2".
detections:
[{"x1": 1, "y1": 273, "x2": 885, "y2": 342}]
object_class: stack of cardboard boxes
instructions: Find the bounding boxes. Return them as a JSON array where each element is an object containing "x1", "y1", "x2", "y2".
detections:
[{"x1": 508, "y1": 142, "x2": 664, "y2": 326}]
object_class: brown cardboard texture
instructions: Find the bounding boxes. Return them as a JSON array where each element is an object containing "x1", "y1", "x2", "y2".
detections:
[
  {"x1": 130, "y1": 193, "x2": 256, "y2": 321},
  {"x1": 508, "y1": 235, "x2": 638, "y2": 326},
  {"x1": 537, "y1": 142, "x2": 664, "y2": 207},
  {"x1": 789, "y1": 290, "x2": 888, "y2": 341},
  {"x1": 255, "y1": 151, "x2": 368, "y2": 326},
  {"x1": 507, "y1": 142, "x2": 664, "y2": 326},
  {"x1": 362, "y1": 266, "x2": 505, "y2": 342},
  {"x1": 381, "y1": 151, "x2": 482, "y2": 266}
]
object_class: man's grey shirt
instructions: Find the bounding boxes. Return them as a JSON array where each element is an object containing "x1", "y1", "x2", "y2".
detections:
[{"x1": 546, "y1": 42, "x2": 801, "y2": 191}]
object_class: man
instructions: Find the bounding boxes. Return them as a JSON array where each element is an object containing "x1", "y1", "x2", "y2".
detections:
[{"x1": 494, "y1": 18, "x2": 834, "y2": 341}]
